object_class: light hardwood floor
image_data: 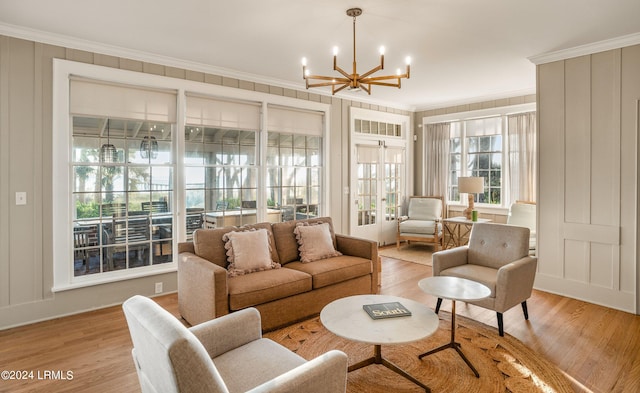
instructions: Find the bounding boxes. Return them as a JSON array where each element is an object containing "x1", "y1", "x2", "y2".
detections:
[{"x1": 1, "y1": 256, "x2": 639, "y2": 393}]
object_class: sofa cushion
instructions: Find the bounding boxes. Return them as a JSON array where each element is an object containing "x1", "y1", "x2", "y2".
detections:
[
  {"x1": 440, "y1": 264, "x2": 498, "y2": 297},
  {"x1": 223, "y1": 228, "x2": 280, "y2": 277},
  {"x1": 272, "y1": 217, "x2": 337, "y2": 264},
  {"x1": 228, "y1": 268, "x2": 312, "y2": 311},
  {"x1": 285, "y1": 255, "x2": 372, "y2": 289},
  {"x1": 294, "y1": 222, "x2": 342, "y2": 263},
  {"x1": 193, "y1": 222, "x2": 280, "y2": 268}
]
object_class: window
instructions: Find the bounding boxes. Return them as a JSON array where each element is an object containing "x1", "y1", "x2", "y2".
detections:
[
  {"x1": 184, "y1": 96, "x2": 261, "y2": 233},
  {"x1": 72, "y1": 116, "x2": 174, "y2": 276},
  {"x1": 449, "y1": 117, "x2": 502, "y2": 205},
  {"x1": 267, "y1": 106, "x2": 324, "y2": 221},
  {"x1": 53, "y1": 60, "x2": 330, "y2": 290},
  {"x1": 465, "y1": 117, "x2": 502, "y2": 204},
  {"x1": 435, "y1": 106, "x2": 538, "y2": 208}
]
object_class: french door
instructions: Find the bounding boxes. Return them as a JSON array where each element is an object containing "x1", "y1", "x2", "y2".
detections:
[{"x1": 350, "y1": 142, "x2": 405, "y2": 245}]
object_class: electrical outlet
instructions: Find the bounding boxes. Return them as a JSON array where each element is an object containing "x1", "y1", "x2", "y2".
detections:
[
  {"x1": 155, "y1": 282, "x2": 163, "y2": 294},
  {"x1": 15, "y1": 192, "x2": 27, "y2": 205}
]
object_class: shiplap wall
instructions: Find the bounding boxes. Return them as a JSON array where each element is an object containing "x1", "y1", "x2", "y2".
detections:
[
  {"x1": 0, "y1": 35, "x2": 411, "y2": 328},
  {"x1": 536, "y1": 44, "x2": 640, "y2": 313}
]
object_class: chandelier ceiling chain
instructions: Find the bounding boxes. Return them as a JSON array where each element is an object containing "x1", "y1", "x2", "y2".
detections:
[{"x1": 301, "y1": 7, "x2": 411, "y2": 95}]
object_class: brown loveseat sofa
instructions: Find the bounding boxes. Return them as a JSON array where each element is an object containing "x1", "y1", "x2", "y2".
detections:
[{"x1": 178, "y1": 217, "x2": 378, "y2": 331}]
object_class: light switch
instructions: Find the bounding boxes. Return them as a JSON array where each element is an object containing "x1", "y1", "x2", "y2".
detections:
[{"x1": 15, "y1": 192, "x2": 27, "y2": 205}]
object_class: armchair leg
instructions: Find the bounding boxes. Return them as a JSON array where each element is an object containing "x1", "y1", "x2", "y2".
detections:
[
  {"x1": 521, "y1": 301, "x2": 529, "y2": 320},
  {"x1": 497, "y1": 313, "x2": 504, "y2": 336},
  {"x1": 435, "y1": 298, "x2": 442, "y2": 314}
]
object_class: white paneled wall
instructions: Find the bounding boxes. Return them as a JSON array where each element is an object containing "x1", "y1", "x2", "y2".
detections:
[{"x1": 536, "y1": 44, "x2": 640, "y2": 313}]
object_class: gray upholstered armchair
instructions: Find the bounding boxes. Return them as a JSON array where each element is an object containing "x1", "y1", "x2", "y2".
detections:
[
  {"x1": 123, "y1": 295, "x2": 348, "y2": 393},
  {"x1": 432, "y1": 223, "x2": 537, "y2": 336},
  {"x1": 396, "y1": 196, "x2": 444, "y2": 250}
]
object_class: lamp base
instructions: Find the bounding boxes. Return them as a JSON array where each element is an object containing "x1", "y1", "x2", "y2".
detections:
[{"x1": 463, "y1": 194, "x2": 474, "y2": 220}]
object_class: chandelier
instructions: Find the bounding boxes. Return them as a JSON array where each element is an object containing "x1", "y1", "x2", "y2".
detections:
[{"x1": 301, "y1": 8, "x2": 411, "y2": 95}]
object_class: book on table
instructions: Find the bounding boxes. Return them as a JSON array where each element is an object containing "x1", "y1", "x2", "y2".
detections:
[{"x1": 363, "y1": 302, "x2": 412, "y2": 320}]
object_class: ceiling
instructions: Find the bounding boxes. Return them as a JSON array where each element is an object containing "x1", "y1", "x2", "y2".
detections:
[{"x1": 1, "y1": 0, "x2": 640, "y2": 110}]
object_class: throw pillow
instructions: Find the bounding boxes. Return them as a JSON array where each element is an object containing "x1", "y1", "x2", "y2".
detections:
[
  {"x1": 223, "y1": 228, "x2": 280, "y2": 277},
  {"x1": 294, "y1": 222, "x2": 342, "y2": 263}
]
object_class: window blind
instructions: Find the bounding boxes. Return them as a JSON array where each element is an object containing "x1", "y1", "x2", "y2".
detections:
[
  {"x1": 267, "y1": 105, "x2": 324, "y2": 136},
  {"x1": 186, "y1": 95, "x2": 260, "y2": 130},
  {"x1": 70, "y1": 78, "x2": 177, "y2": 122}
]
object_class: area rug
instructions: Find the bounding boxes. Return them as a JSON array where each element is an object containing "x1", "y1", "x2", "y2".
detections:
[
  {"x1": 264, "y1": 312, "x2": 574, "y2": 393},
  {"x1": 378, "y1": 244, "x2": 433, "y2": 266}
]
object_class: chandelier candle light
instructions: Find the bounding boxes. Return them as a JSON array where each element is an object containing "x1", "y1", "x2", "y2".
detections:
[{"x1": 301, "y1": 8, "x2": 411, "y2": 95}]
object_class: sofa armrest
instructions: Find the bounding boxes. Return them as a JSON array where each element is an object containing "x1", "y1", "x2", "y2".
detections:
[
  {"x1": 247, "y1": 350, "x2": 348, "y2": 393},
  {"x1": 494, "y1": 256, "x2": 538, "y2": 312},
  {"x1": 178, "y1": 252, "x2": 228, "y2": 326},
  {"x1": 432, "y1": 246, "x2": 469, "y2": 276},
  {"x1": 189, "y1": 307, "x2": 263, "y2": 359},
  {"x1": 335, "y1": 234, "x2": 376, "y2": 260},
  {"x1": 335, "y1": 234, "x2": 379, "y2": 291}
]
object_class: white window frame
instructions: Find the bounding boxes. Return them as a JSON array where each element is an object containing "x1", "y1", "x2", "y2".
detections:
[
  {"x1": 422, "y1": 103, "x2": 535, "y2": 213},
  {"x1": 52, "y1": 59, "x2": 330, "y2": 291}
]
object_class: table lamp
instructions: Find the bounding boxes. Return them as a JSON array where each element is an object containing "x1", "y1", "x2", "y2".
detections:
[{"x1": 458, "y1": 177, "x2": 484, "y2": 220}]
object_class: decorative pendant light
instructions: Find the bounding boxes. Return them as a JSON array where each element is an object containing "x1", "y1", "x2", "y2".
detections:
[
  {"x1": 140, "y1": 135, "x2": 159, "y2": 159},
  {"x1": 100, "y1": 119, "x2": 117, "y2": 163},
  {"x1": 301, "y1": 7, "x2": 411, "y2": 95}
]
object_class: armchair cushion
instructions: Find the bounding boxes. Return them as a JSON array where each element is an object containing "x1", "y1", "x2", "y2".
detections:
[
  {"x1": 214, "y1": 338, "x2": 307, "y2": 392},
  {"x1": 398, "y1": 219, "x2": 440, "y2": 235},
  {"x1": 467, "y1": 223, "x2": 529, "y2": 269},
  {"x1": 407, "y1": 197, "x2": 442, "y2": 221},
  {"x1": 440, "y1": 264, "x2": 498, "y2": 296}
]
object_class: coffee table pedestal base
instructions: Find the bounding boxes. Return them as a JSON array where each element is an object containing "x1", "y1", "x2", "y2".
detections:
[
  {"x1": 350, "y1": 344, "x2": 431, "y2": 393},
  {"x1": 418, "y1": 341, "x2": 479, "y2": 378},
  {"x1": 417, "y1": 299, "x2": 480, "y2": 378}
]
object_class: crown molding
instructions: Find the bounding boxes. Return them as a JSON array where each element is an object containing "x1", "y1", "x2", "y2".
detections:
[
  {"x1": 414, "y1": 87, "x2": 535, "y2": 112},
  {"x1": 0, "y1": 22, "x2": 413, "y2": 112},
  {"x1": 529, "y1": 32, "x2": 640, "y2": 65}
]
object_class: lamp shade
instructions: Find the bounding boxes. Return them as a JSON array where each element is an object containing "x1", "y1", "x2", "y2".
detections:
[{"x1": 458, "y1": 177, "x2": 484, "y2": 194}]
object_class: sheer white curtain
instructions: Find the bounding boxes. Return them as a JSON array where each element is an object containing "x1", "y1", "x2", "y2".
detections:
[
  {"x1": 507, "y1": 112, "x2": 536, "y2": 203},
  {"x1": 424, "y1": 123, "x2": 450, "y2": 197}
]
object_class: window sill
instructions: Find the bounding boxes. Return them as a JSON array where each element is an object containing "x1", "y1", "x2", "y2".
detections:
[
  {"x1": 52, "y1": 263, "x2": 177, "y2": 292},
  {"x1": 447, "y1": 203, "x2": 509, "y2": 216}
]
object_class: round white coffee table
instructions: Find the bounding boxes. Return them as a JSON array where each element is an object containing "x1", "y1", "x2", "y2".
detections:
[
  {"x1": 417, "y1": 276, "x2": 491, "y2": 377},
  {"x1": 321, "y1": 294, "x2": 439, "y2": 393}
]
